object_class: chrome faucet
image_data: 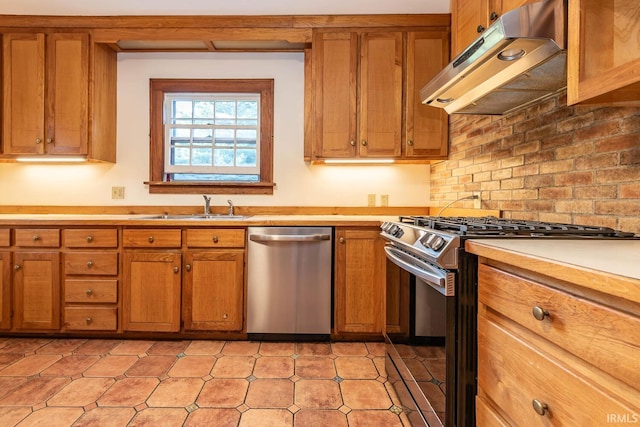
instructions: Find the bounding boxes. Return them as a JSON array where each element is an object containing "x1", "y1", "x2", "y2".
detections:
[
  {"x1": 227, "y1": 199, "x2": 234, "y2": 216},
  {"x1": 203, "y1": 195, "x2": 211, "y2": 215}
]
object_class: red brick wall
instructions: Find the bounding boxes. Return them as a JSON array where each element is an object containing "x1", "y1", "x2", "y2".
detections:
[{"x1": 430, "y1": 92, "x2": 640, "y2": 234}]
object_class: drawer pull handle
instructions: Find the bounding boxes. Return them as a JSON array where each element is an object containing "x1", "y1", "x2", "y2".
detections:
[
  {"x1": 86, "y1": 236, "x2": 93, "y2": 243},
  {"x1": 86, "y1": 317, "x2": 93, "y2": 324},
  {"x1": 14, "y1": 264, "x2": 21, "y2": 271},
  {"x1": 86, "y1": 261, "x2": 93, "y2": 268},
  {"x1": 407, "y1": 140, "x2": 413, "y2": 146},
  {"x1": 532, "y1": 399, "x2": 548, "y2": 416},
  {"x1": 339, "y1": 237, "x2": 345, "y2": 244},
  {"x1": 223, "y1": 314, "x2": 228, "y2": 319},
  {"x1": 33, "y1": 235, "x2": 40, "y2": 241},
  {"x1": 532, "y1": 306, "x2": 549, "y2": 321},
  {"x1": 361, "y1": 140, "x2": 367, "y2": 146},
  {"x1": 213, "y1": 236, "x2": 219, "y2": 243},
  {"x1": 185, "y1": 264, "x2": 191, "y2": 272},
  {"x1": 173, "y1": 266, "x2": 179, "y2": 274},
  {"x1": 86, "y1": 289, "x2": 93, "y2": 296},
  {"x1": 148, "y1": 236, "x2": 154, "y2": 243}
]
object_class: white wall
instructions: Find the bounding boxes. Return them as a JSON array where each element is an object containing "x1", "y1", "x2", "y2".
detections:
[{"x1": 0, "y1": 52, "x2": 430, "y2": 208}]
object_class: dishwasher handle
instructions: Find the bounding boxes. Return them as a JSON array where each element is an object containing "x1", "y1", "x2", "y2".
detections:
[{"x1": 249, "y1": 233, "x2": 331, "y2": 243}]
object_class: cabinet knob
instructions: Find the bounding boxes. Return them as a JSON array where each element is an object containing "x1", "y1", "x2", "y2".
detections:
[
  {"x1": 35, "y1": 137, "x2": 42, "y2": 144},
  {"x1": 185, "y1": 264, "x2": 191, "y2": 272},
  {"x1": 14, "y1": 264, "x2": 21, "y2": 271},
  {"x1": 490, "y1": 11, "x2": 499, "y2": 21},
  {"x1": 350, "y1": 140, "x2": 356, "y2": 146},
  {"x1": 86, "y1": 261, "x2": 93, "y2": 268},
  {"x1": 477, "y1": 24, "x2": 485, "y2": 33},
  {"x1": 46, "y1": 138, "x2": 53, "y2": 144},
  {"x1": 86, "y1": 317, "x2": 93, "y2": 324},
  {"x1": 148, "y1": 236, "x2": 154, "y2": 243},
  {"x1": 86, "y1": 236, "x2": 93, "y2": 243},
  {"x1": 532, "y1": 306, "x2": 549, "y2": 321},
  {"x1": 223, "y1": 314, "x2": 228, "y2": 319},
  {"x1": 86, "y1": 289, "x2": 93, "y2": 296},
  {"x1": 32, "y1": 235, "x2": 40, "y2": 241},
  {"x1": 361, "y1": 140, "x2": 367, "y2": 146},
  {"x1": 173, "y1": 266, "x2": 179, "y2": 274},
  {"x1": 339, "y1": 237, "x2": 345, "y2": 244},
  {"x1": 407, "y1": 140, "x2": 414, "y2": 146},
  {"x1": 212, "y1": 236, "x2": 219, "y2": 243},
  {"x1": 532, "y1": 399, "x2": 548, "y2": 416}
]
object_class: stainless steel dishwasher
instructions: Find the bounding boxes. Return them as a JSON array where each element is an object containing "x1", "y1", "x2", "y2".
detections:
[{"x1": 247, "y1": 227, "x2": 332, "y2": 336}]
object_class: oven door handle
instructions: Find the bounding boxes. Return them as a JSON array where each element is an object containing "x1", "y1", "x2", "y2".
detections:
[{"x1": 384, "y1": 246, "x2": 453, "y2": 295}]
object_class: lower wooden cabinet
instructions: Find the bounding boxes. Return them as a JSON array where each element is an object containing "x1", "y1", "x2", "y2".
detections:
[
  {"x1": 334, "y1": 227, "x2": 385, "y2": 335},
  {"x1": 0, "y1": 251, "x2": 11, "y2": 330},
  {"x1": 183, "y1": 250, "x2": 244, "y2": 332}
]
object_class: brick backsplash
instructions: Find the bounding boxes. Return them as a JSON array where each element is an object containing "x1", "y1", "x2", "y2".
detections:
[{"x1": 430, "y1": 91, "x2": 640, "y2": 234}]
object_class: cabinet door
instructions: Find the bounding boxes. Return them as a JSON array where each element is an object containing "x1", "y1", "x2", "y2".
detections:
[
  {"x1": 0, "y1": 252, "x2": 11, "y2": 330},
  {"x1": 405, "y1": 31, "x2": 449, "y2": 159},
  {"x1": 312, "y1": 31, "x2": 358, "y2": 158},
  {"x1": 123, "y1": 251, "x2": 181, "y2": 332},
  {"x1": 335, "y1": 228, "x2": 385, "y2": 334},
  {"x1": 451, "y1": 0, "x2": 490, "y2": 57},
  {"x1": 358, "y1": 31, "x2": 402, "y2": 158},
  {"x1": 13, "y1": 251, "x2": 60, "y2": 331},
  {"x1": 183, "y1": 250, "x2": 244, "y2": 332},
  {"x1": 2, "y1": 33, "x2": 45, "y2": 155},
  {"x1": 46, "y1": 33, "x2": 89, "y2": 155}
]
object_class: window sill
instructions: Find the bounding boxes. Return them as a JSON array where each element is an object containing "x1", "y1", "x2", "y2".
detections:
[{"x1": 146, "y1": 181, "x2": 275, "y2": 195}]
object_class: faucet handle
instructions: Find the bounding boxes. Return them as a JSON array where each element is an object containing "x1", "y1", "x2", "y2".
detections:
[
  {"x1": 203, "y1": 195, "x2": 211, "y2": 202},
  {"x1": 227, "y1": 199, "x2": 234, "y2": 215}
]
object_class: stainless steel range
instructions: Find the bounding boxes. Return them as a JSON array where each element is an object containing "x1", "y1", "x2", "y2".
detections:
[{"x1": 381, "y1": 216, "x2": 636, "y2": 427}]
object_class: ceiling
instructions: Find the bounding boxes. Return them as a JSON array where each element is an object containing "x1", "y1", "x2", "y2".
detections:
[{"x1": 0, "y1": 0, "x2": 450, "y2": 16}]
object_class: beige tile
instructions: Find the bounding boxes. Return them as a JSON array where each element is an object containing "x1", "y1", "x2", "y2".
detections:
[
  {"x1": 0, "y1": 377, "x2": 70, "y2": 406},
  {"x1": 184, "y1": 408, "x2": 241, "y2": 426},
  {"x1": 15, "y1": 407, "x2": 84, "y2": 427},
  {"x1": 125, "y1": 355, "x2": 176, "y2": 377},
  {"x1": 245, "y1": 378, "x2": 293, "y2": 408},
  {"x1": 128, "y1": 408, "x2": 188, "y2": 426},
  {"x1": 347, "y1": 409, "x2": 404, "y2": 426},
  {"x1": 258, "y1": 342, "x2": 295, "y2": 356},
  {"x1": 0, "y1": 407, "x2": 32, "y2": 426},
  {"x1": 295, "y1": 342, "x2": 331, "y2": 356},
  {"x1": 110, "y1": 340, "x2": 154, "y2": 355},
  {"x1": 294, "y1": 379, "x2": 342, "y2": 409},
  {"x1": 0, "y1": 338, "x2": 51, "y2": 354},
  {"x1": 73, "y1": 407, "x2": 136, "y2": 427},
  {"x1": 184, "y1": 340, "x2": 225, "y2": 355},
  {"x1": 403, "y1": 358, "x2": 433, "y2": 382},
  {"x1": 147, "y1": 340, "x2": 189, "y2": 355},
  {"x1": 365, "y1": 342, "x2": 386, "y2": 356},
  {"x1": 294, "y1": 356, "x2": 336, "y2": 379},
  {"x1": 252, "y1": 356, "x2": 294, "y2": 378},
  {"x1": 334, "y1": 357, "x2": 379, "y2": 379},
  {"x1": 330, "y1": 342, "x2": 369, "y2": 356},
  {"x1": 41, "y1": 355, "x2": 100, "y2": 377},
  {"x1": 196, "y1": 378, "x2": 248, "y2": 407},
  {"x1": 340, "y1": 379, "x2": 392, "y2": 410},
  {"x1": 146, "y1": 378, "x2": 204, "y2": 407},
  {"x1": 168, "y1": 355, "x2": 216, "y2": 378},
  {"x1": 0, "y1": 354, "x2": 61, "y2": 376},
  {"x1": 294, "y1": 409, "x2": 348, "y2": 426},
  {"x1": 0, "y1": 376, "x2": 28, "y2": 399},
  {"x1": 73, "y1": 340, "x2": 121, "y2": 355},
  {"x1": 239, "y1": 408, "x2": 293, "y2": 427},
  {"x1": 221, "y1": 341, "x2": 260, "y2": 356},
  {"x1": 83, "y1": 355, "x2": 139, "y2": 377},
  {"x1": 97, "y1": 377, "x2": 159, "y2": 407},
  {"x1": 211, "y1": 356, "x2": 255, "y2": 378},
  {"x1": 36, "y1": 339, "x2": 86, "y2": 355},
  {"x1": 47, "y1": 377, "x2": 115, "y2": 407},
  {"x1": 0, "y1": 353, "x2": 23, "y2": 369}
]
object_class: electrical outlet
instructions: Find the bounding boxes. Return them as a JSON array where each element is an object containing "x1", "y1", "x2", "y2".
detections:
[
  {"x1": 111, "y1": 186, "x2": 125, "y2": 199},
  {"x1": 367, "y1": 194, "x2": 376, "y2": 207},
  {"x1": 380, "y1": 194, "x2": 389, "y2": 207},
  {"x1": 474, "y1": 192, "x2": 481, "y2": 209}
]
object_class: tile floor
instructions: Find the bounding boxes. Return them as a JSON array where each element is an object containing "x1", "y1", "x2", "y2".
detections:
[{"x1": 0, "y1": 338, "x2": 411, "y2": 426}]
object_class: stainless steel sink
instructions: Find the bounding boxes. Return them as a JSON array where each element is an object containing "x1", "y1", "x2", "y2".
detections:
[{"x1": 132, "y1": 214, "x2": 252, "y2": 220}]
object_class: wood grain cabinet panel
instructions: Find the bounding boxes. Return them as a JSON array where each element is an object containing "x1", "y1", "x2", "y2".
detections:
[
  {"x1": 0, "y1": 229, "x2": 10, "y2": 247},
  {"x1": 186, "y1": 228, "x2": 245, "y2": 248},
  {"x1": 65, "y1": 252, "x2": 118, "y2": 276},
  {"x1": 13, "y1": 251, "x2": 60, "y2": 331},
  {"x1": 15, "y1": 229, "x2": 60, "y2": 248},
  {"x1": 64, "y1": 229, "x2": 118, "y2": 248},
  {"x1": 0, "y1": 252, "x2": 11, "y2": 330},
  {"x1": 123, "y1": 229, "x2": 182, "y2": 248},
  {"x1": 65, "y1": 279, "x2": 118, "y2": 303},
  {"x1": 64, "y1": 307, "x2": 117, "y2": 331}
]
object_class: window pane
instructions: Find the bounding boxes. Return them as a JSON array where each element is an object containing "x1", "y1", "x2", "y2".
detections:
[
  {"x1": 173, "y1": 100, "x2": 193, "y2": 118},
  {"x1": 215, "y1": 101, "x2": 236, "y2": 119},
  {"x1": 238, "y1": 101, "x2": 257, "y2": 118},
  {"x1": 192, "y1": 148, "x2": 212, "y2": 166},
  {"x1": 194, "y1": 101, "x2": 214, "y2": 119},
  {"x1": 236, "y1": 149, "x2": 257, "y2": 167},
  {"x1": 193, "y1": 129, "x2": 212, "y2": 141},
  {"x1": 171, "y1": 128, "x2": 191, "y2": 138},
  {"x1": 214, "y1": 149, "x2": 235, "y2": 166},
  {"x1": 171, "y1": 147, "x2": 190, "y2": 166}
]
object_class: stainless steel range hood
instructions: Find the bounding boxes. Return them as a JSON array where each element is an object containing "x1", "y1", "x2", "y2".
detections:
[{"x1": 420, "y1": 0, "x2": 567, "y2": 115}]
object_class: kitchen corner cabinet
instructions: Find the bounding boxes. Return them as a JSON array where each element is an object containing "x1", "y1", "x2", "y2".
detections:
[
  {"x1": 306, "y1": 29, "x2": 449, "y2": 162},
  {"x1": 474, "y1": 259, "x2": 640, "y2": 425},
  {"x1": 567, "y1": 1, "x2": 640, "y2": 106},
  {"x1": 334, "y1": 228, "x2": 385, "y2": 335},
  {"x1": 13, "y1": 229, "x2": 61, "y2": 331},
  {"x1": 1, "y1": 32, "x2": 117, "y2": 161},
  {"x1": 183, "y1": 228, "x2": 245, "y2": 332},
  {"x1": 122, "y1": 229, "x2": 182, "y2": 332}
]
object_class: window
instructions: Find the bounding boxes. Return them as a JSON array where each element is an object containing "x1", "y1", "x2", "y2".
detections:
[{"x1": 148, "y1": 79, "x2": 274, "y2": 194}]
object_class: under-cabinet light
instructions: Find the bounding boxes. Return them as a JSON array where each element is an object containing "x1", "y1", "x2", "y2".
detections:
[
  {"x1": 16, "y1": 157, "x2": 87, "y2": 163},
  {"x1": 320, "y1": 159, "x2": 395, "y2": 165}
]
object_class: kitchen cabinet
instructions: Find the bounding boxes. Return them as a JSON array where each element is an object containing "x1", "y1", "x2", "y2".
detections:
[
  {"x1": 450, "y1": 0, "x2": 532, "y2": 57},
  {"x1": 306, "y1": 29, "x2": 449, "y2": 162},
  {"x1": 1, "y1": 32, "x2": 116, "y2": 161},
  {"x1": 183, "y1": 228, "x2": 245, "y2": 332},
  {"x1": 0, "y1": 229, "x2": 10, "y2": 330},
  {"x1": 567, "y1": 1, "x2": 640, "y2": 106},
  {"x1": 334, "y1": 227, "x2": 385, "y2": 335},
  {"x1": 474, "y1": 255, "x2": 640, "y2": 425},
  {"x1": 13, "y1": 229, "x2": 61, "y2": 331},
  {"x1": 62, "y1": 228, "x2": 119, "y2": 332},
  {"x1": 122, "y1": 229, "x2": 182, "y2": 332}
]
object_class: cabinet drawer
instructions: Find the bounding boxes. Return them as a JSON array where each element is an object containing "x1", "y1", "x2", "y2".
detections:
[
  {"x1": 186, "y1": 228, "x2": 245, "y2": 248},
  {"x1": 64, "y1": 307, "x2": 117, "y2": 331},
  {"x1": 478, "y1": 315, "x2": 638, "y2": 426},
  {"x1": 123, "y1": 229, "x2": 182, "y2": 248},
  {"x1": 0, "y1": 229, "x2": 9, "y2": 247},
  {"x1": 478, "y1": 263, "x2": 640, "y2": 390},
  {"x1": 65, "y1": 279, "x2": 117, "y2": 303},
  {"x1": 15, "y1": 229, "x2": 60, "y2": 247},
  {"x1": 65, "y1": 229, "x2": 118, "y2": 248},
  {"x1": 65, "y1": 252, "x2": 118, "y2": 276}
]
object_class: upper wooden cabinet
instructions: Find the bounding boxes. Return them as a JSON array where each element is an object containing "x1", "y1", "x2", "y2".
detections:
[
  {"x1": 450, "y1": 0, "x2": 533, "y2": 57},
  {"x1": 305, "y1": 28, "x2": 449, "y2": 162},
  {"x1": 1, "y1": 32, "x2": 116, "y2": 161},
  {"x1": 567, "y1": 0, "x2": 640, "y2": 106}
]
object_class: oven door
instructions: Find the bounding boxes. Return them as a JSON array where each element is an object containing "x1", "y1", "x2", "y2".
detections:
[{"x1": 384, "y1": 245, "x2": 455, "y2": 296}]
